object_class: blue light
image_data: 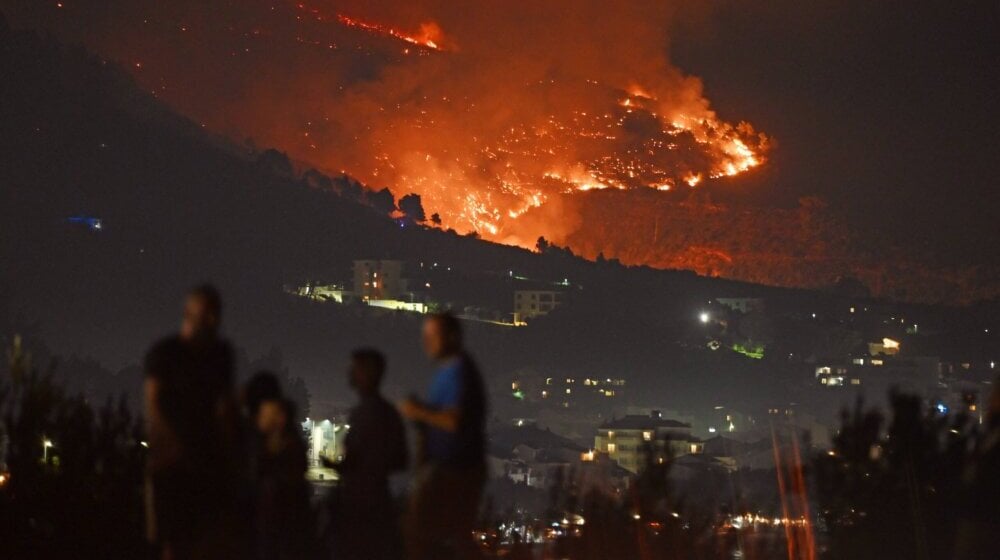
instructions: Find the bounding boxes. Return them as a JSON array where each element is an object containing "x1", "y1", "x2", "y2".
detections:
[
  {"x1": 67, "y1": 215, "x2": 103, "y2": 231},
  {"x1": 935, "y1": 403, "x2": 948, "y2": 415}
]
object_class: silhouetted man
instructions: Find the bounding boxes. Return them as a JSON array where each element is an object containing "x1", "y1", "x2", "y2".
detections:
[
  {"x1": 400, "y1": 313, "x2": 487, "y2": 560},
  {"x1": 327, "y1": 348, "x2": 408, "y2": 560},
  {"x1": 144, "y1": 285, "x2": 244, "y2": 559}
]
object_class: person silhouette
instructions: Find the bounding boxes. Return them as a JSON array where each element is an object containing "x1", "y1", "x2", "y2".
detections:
[
  {"x1": 250, "y1": 382, "x2": 313, "y2": 560},
  {"x1": 143, "y1": 284, "x2": 246, "y2": 559},
  {"x1": 400, "y1": 313, "x2": 487, "y2": 560},
  {"x1": 325, "y1": 348, "x2": 408, "y2": 560}
]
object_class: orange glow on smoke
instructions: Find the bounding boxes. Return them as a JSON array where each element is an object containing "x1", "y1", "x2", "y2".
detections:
[
  {"x1": 155, "y1": 1, "x2": 771, "y2": 253},
  {"x1": 278, "y1": 4, "x2": 771, "y2": 245}
]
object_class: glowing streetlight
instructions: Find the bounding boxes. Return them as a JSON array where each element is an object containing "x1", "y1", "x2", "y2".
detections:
[
  {"x1": 42, "y1": 438, "x2": 53, "y2": 462},
  {"x1": 699, "y1": 312, "x2": 711, "y2": 324}
]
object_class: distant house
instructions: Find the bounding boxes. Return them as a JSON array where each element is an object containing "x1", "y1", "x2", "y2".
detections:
[
  {"x1": 489, "y1": 423, "x2": 588, "y2": 488},
  {"x1": 514, "y1": 290, "x2": 562, "y2": 324},
  {"x1": 594, "y1": 412, "x2": 703, "y2": 473},
  {"x1": 353, "y1": 259, "x2": 407, "y2": 300}
]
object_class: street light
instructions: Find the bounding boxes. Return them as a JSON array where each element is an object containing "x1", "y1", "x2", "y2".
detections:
[
  {"x1": 42, "y1": 439, "x2": 53, "y2": 462},
  {"x1": 699, "y1": 312, "x2": 711, "y2": 324}
]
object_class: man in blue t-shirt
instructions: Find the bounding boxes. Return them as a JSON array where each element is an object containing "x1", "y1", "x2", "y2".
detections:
[{"x1": 400, "y1": 313, "x2": 486, "y2": 559}]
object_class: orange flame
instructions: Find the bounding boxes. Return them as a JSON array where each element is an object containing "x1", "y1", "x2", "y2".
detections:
[{"x1": 335, "y1": 13, "x2": 445, "y2": 51}]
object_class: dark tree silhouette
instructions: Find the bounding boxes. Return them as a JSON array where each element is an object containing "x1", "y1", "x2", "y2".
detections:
[
  {"x1": 367, "y1": 187, "x2": 396, "y2": 216},
  {"x1": 0, "y1": 338, "x2": 146, "y2": 557},
  {"x1": 302, "y1": 168, "x2": 333, "y2": 190},
  {"x1": 815, "y1": 393, "x2": 976, "y2": 560},
  {"x1": 255, "y1": 148, "x2": 293, "y2": 177},
  {"x1": 399, "y1": 193, "x2": 426, "y2": 222},
  {"x1": 536, "y1": 236, "x2": 550, "y2": 253}
]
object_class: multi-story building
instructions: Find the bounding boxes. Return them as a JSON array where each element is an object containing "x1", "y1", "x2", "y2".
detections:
[
  {"x1": 353, "y1": 260, "x2": 407, "y2": 300},
  {"x1": 594, "y1": 412, "x2": 704, "y2": 473},
  {"x1": 514, "y1": 290, "x2": 562, "y2": 324}
]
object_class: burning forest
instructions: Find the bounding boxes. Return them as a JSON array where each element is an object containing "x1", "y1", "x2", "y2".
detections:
[
  {"x1": 5, "y1": 0, "x2": 996, "y2": 302},
  {"x1": 289, "y1": 1, "x2": 770, "y2": 247},
  {"x1": 8, "y1": 0, "x2": 767, "y2": 238}
]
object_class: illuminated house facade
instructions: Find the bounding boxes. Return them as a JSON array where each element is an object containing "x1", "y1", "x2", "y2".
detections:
[
  {"x1": 594, "y1": 412, "x2": 703, "y2": 473},
  {"x1": 514, "y1": 290, "x2": 562, "y2": 324},
  {"x1": 353, "y1": 259, "x2": 407, "y2": 300}
]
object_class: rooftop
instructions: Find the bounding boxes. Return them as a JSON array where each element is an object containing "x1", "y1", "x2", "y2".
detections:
[{"x1": 599, "y1": 413, "x2": 690, "y2": 430}]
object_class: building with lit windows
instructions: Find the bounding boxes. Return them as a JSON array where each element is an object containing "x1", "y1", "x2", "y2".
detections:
[
  {"x1": 514, "y1": 290, "x2": 562, "y2": 324},
  {"x1": 594, "y1": 412, "x2": 704, "y2": 473},
  {"x1": 353, "y1": 259, "x2": 407, "y2": 300}
]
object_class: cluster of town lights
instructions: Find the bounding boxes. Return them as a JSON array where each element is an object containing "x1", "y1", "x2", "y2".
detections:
[{"x1": 726, "y1": 514, "x2": 809, "y2": 529}]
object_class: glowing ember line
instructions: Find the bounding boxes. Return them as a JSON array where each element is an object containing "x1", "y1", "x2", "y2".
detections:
[{"x1": 336, "y1": 14, "x2": 443, "y2": 51}]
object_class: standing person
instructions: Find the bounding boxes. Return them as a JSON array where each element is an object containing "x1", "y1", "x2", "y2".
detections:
[
  {"x1": 252, "y1": 389, "x2": 313, "y2": 560},
  {"x1": 325, "y1": 348, "x2": 408, "y2": 560},
  {"x1": 144, "y1": 285, "x2": 246, "y2": 559},
  {"x1": 400, "y1": 313, "x2": 487, "y2": 560}
]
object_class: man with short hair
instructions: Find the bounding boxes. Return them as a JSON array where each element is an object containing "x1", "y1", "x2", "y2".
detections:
[
  {"x1": 327, "y1": 348, "x2": 408, "y2": 560},
  {"x1": 144, "y1": 284, "x2": 245, "y2": 559},
  {"x1": 400, "y1": 313, "x2": 487, "y2": 560}
]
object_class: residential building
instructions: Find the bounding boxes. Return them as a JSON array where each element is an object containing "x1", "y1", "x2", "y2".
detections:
[
  {"x1": 514, "y1": 290, "x2": 562, "y2": 324},
  {"x1": 594, "y1": 412, "x2": 703, "y2": 473},
  {"x1": 353, "y1": 259, "x2": 407, "y2": 300},
  {"x1": 489, "y1": 424, "x2": 587, "y2": 488}
]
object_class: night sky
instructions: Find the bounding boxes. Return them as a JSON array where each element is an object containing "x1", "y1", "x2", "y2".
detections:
[{"x1": 670, "y1": 0, "x2": 999, "y2": 264}]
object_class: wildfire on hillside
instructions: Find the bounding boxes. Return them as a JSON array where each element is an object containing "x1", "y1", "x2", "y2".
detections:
[
  {"x1": 17, "y1": 0, "x2": 770, "y2": 271},
  {"x1": 287, "y1": 2, "x2": 770, "y2": 245}
]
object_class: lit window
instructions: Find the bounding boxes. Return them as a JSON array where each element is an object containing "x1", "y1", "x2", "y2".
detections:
[
  {"x1": 607, "y1": 443, "x2": 617, "y2": 453},
  {"x1": 643, "y1": 431, "x2": 653, "y2": 441}
]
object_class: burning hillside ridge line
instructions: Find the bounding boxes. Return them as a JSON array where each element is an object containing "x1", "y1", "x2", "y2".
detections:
[
  {"x1": 292, "y1": 2, "x2": 446, "y2": 51},
  {"x1": 335, "y1": 14, "x2": 445, "y2": 51}
]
